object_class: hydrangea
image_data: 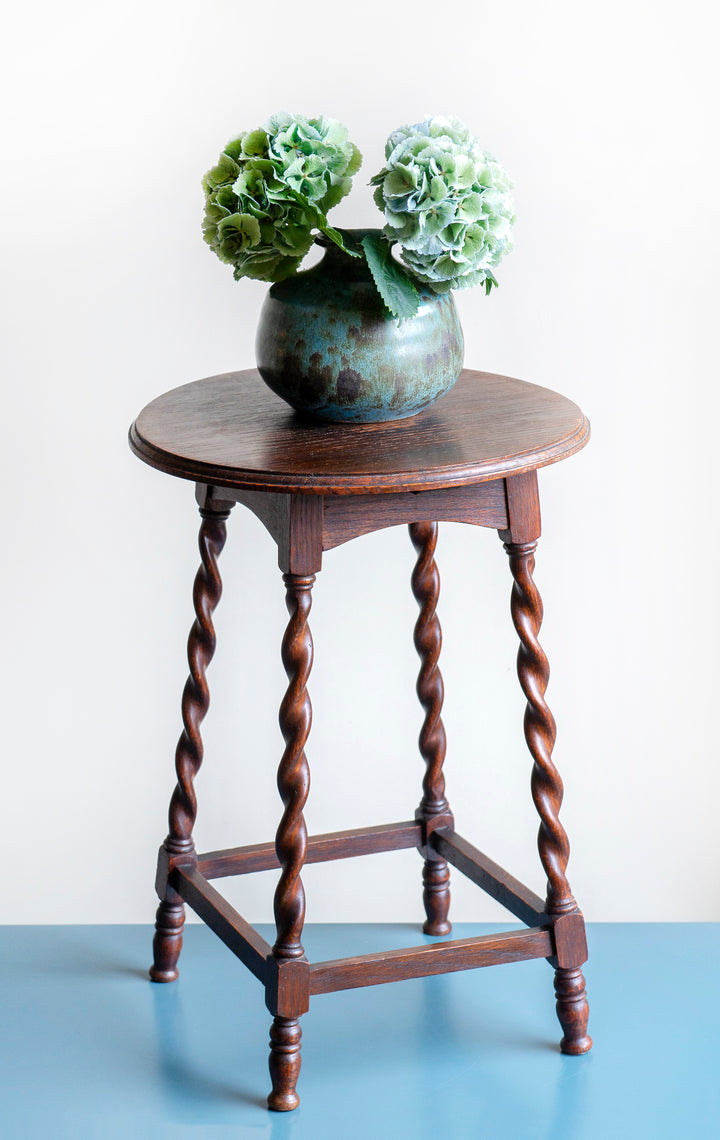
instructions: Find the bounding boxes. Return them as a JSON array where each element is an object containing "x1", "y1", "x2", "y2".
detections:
[
  {"x1": 202, "y1": 114, "x2": 361, "y2": 282},
  {"x1": 371, "y1": 116, "x2": 515, "y2": 293},
  {"x1": 265, "y1": 113, "x2": 361, "y2": 212}
]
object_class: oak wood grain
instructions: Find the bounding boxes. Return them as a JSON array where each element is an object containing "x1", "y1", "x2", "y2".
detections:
[
  {"x1": 432, "y1": 828, "x2": 548, "y2": 925},
  {"x1": 309, "y1": 927, "x2": 553, "y2": 994},
  {"x1": 197, "y1": 820, "x2": 423, "y2": 880},
  {"x1": 322, "y1": 483, "x2": 508, "y2": 547},
  {"x1": 173, "y1": 866, "x2": 271, "y2": 982},
  {"x1": 129, "y1": 369, "x2": 589, "y2": 495},
  {"x1": 265, "y1": 956, "x2": 311, "y2": 1019}
]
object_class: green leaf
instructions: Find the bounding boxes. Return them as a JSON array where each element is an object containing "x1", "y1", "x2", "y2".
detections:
[
  {"x1": 284, "y1": 187, "x2": 361, "y2": 257},
  {"x1": 484, "y1": 270, "x2": 498, "y2": 295},
  {"x1": 361, "y1": 233, "x2": 420, "y2": 321},
  {"x1": 317, "y1": 220, "x2": 362, "y2": 257},
  {"x1": 332, "y1": 228, "x2": 364, "y2": 257}
]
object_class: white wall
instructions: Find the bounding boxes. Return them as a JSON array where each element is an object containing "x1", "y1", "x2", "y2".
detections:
[{"x1": 2, "y1": 1, "x2": 718, "y2": 924}]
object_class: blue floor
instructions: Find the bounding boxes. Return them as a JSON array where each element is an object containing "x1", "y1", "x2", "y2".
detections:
[{"x1": 1, "y1": 923, "x2": 718, "y2": 1139}]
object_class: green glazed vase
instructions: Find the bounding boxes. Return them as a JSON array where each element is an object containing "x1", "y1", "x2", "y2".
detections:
[{"x1": 255, "y1": 229, "x2": 464, "y2": 423}]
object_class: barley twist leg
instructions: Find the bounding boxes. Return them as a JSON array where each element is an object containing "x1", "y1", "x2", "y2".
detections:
[
  {"x1": 150, "y1": 504, "x2": 230, "y2": 983},
  {"x1": 268, "y1": 572, "x2": 314, "y2": 1111},
  {"x1": 504, "y1": 539, "x2": 591, "y2": 1054},
  {"x1": 410, "y1": 522, "x2": 452, "y2": 936}
]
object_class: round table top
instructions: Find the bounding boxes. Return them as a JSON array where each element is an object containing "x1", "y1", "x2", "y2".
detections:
[{"x1": 129, "y1": 368, "x2": 589, "y2": 495}]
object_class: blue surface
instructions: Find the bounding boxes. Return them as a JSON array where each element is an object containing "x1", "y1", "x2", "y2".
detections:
[{"x1": 1, "y1": 923, "x2": 718, "y2": 1138}]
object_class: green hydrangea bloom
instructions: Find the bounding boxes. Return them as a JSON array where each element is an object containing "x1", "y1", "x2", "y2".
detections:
[
  {"x1": 266, "y1": 112, "x2": 361, "y2": 212},
  {"x1": 202, "y1": 114, "x2": 361, "y2": 282},
  {"x1": 371, "y1": 116, "x2": 515, "y2": 293}
]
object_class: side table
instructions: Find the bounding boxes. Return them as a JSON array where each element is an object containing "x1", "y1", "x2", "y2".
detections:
[{"x1": 129, "y1": 367, "x2": 592, "y2": 1111}]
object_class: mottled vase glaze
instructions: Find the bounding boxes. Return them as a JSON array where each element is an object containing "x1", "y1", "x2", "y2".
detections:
[{"x1": 255, "y1": 229, "x2": 464, "y2": 423}]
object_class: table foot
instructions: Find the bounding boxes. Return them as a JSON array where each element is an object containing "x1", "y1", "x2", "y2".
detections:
[
  {"x1": 149, "y1": 899, "x2": 184, "y2": 982},
  {"x1": 422, "y1": 859, "x2": 452, "y2": 936},
  {"x1": 555, "y1": 966, "x2": 592, "y2": 1053},
  {"x1": 268, "y1": 1017, "x2": 302, "y2": 1111}
]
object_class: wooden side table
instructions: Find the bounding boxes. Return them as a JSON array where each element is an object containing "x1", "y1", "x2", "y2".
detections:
[{"x1": 129, "y1": 367, "x2": 592, "y2": 1111}]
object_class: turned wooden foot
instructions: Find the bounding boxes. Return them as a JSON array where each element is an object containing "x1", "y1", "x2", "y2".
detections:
[
  {"x1": 149, "y1": 899, "x2": 184, "y2": 982},
  {"x1": 555, "y1": 966, "x2": 592, "y2": 1054},
  {"x1": 267, "y1": 1017, "x2": 302, "y2": 1111},
  {"x1": 422, "y1": 858, "x2": 452, "y2": 936}
]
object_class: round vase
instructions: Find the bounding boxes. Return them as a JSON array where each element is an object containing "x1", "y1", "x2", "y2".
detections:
[{"x1": 255, "y1": 229, "x2": 464, "y2": 423}]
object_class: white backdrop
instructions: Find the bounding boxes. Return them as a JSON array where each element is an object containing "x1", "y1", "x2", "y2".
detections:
[{"x1": 2, "y1": 1, "x2": 718, "y2": 924}]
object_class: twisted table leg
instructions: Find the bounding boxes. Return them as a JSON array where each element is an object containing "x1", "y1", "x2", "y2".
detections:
[
  {"x1": 150, "y1": 503, "x2": 231, "y2": 983},
  {"x1": 504, "y1": 538, "x2": 591, "y2": 1054},
  {"x1": 410, "y1": 522, "x2": 452, "y2": 937},
  {"x1": 268, "y1": 572, "x2": 314, "y2": 1111}
]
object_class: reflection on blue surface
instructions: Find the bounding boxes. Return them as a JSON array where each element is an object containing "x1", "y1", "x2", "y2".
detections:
[{"x1": 0, "y1": 924, "x2": 718, "y2": 1138}]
